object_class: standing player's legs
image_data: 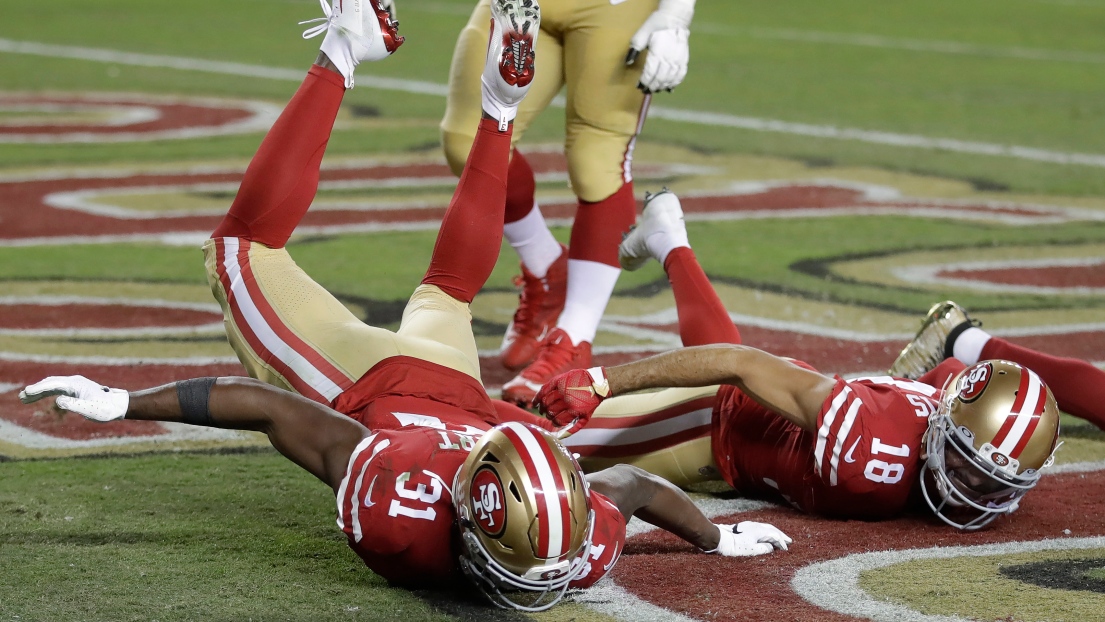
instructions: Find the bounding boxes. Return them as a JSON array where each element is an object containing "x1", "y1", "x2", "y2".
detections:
[
  {"x1": 440, "y1": 0, "x2": 569, "y2": 372},
  {"x1": 500, "y1": 0, "x2": 659, "y2": 404},
  {"x1": 563, "y1": 191, "x2": 744, "y2": 484}
]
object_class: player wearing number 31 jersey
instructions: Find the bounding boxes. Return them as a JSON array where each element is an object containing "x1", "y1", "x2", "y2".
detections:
[
  {"x1": 537, "y1": 191, "x2": 1064, "y2": 531},
  {"x1": 18, "y1": 4, "x2": 791, "y2": 613}
]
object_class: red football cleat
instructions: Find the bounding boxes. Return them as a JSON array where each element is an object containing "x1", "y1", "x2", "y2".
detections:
[
  {"x1": 501, "y1": 328, "x2": 592, "y2": 407},
  {"x1": 500, "y1": 244, "x2": 568, "y2": 371}
]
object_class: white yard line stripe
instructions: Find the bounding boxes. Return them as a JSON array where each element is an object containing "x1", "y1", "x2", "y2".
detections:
[
  {"x1": 696, "y1": 24, "x2": 1105, "y2": 65},
  {"x1": 5, "y1": 37, "x2": 1105, "y2": 168}
]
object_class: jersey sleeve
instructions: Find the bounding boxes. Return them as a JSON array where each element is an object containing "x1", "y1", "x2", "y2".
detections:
[
  {"x1": 570, "y1": 490, "x2": 627, "y2": 588},
  {"x1": 812, "y1": 376, "x2": 936, "y2": 499}
]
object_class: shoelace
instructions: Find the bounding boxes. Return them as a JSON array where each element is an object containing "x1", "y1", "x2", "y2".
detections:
[
  {"x1": 300, "y1": 0, "x2": 336, "y2": 40},
  {"x1": 524, "y1": 335, "x2": 578, "y2": 379}
]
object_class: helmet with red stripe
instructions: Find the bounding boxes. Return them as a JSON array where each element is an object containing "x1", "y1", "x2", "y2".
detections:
[
  {"x1": 453, "y1": 422, "x2": 594, "y2": 611},
  {"x1": 921, "y1": 360, "x2": 1061, "y2": 530}
]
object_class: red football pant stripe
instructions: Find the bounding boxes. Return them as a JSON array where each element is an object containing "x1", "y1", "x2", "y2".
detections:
[{"x1": 213, "y1": 237, "x2": 352, "y2": 403}]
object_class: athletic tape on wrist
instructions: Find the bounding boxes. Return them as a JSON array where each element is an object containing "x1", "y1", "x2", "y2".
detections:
[{"x1": 177, "y1": 377, "x2": 218, "y2": 427}]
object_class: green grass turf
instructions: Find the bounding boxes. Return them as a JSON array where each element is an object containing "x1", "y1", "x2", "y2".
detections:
[
  {"x1": 2, "y1": 1, "x2": 1104, "y2": 620},
  {"x1": 1, "y1": 216, "x2": 1099, "y2": 314},
  {"x1": 0, "y1": 452, "x2": 459, "y2": 622},
  {"x1": 3, "y1": 0, "x2": 1105, "y2": 194}
]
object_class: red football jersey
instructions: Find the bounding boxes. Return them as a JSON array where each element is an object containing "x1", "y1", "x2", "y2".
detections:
[
  {"x1": 712, "y1": 373, "x2": 939, "y2": 520},
  {"x1": 571, "y1": 490, "x2": 627, "y2": 588},
  {"x1": 331, "y1": 402, "x2": 627, "y2": 587}
]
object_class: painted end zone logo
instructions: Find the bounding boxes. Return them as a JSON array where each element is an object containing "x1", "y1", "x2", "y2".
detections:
[{"x1": 471, "y1": 466, "x2": 506, "y2": 538}]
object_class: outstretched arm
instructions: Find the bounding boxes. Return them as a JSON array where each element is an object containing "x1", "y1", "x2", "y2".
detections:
[
  {"x1": 606, "y1": 345, "x2": 834, "y2": 431},
  {"x1": 537, "y1": 344, "x2": 836, "y2": 435},
  {"x1": 20, "y1": 375, "x2": 366, "y2": 491},
  {"x1": 587, "y1": 464, "x2": 790, "y2": 555}
]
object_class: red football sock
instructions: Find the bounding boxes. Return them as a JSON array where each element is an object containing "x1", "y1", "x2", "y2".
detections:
[
  {"x1": 422, "y1": 118, "x2": 513, "y2": 303},
  {"x1": 212, "y1": 65, "x2": 346, "y2": 248},
  {"x1": 504, "y1": 150, "x2": 536, "y2": 224},
  {"x1": 568, "y1": 183, "x2": 637, "y2": 267},
  {"x1": 664, "y1": 247, "x2": 741, "y2": 346},
  {"x1": 981, "y1": 337, "x2": 1105, "y2": 430}
]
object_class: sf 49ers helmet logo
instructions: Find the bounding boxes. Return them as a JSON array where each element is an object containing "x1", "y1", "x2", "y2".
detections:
[
  {"x1": 471, "y1": 467, "x2": 507, "y2": 537},
  {"x1": 957, "y1": 362, "x2": 993, "y2": 403}
]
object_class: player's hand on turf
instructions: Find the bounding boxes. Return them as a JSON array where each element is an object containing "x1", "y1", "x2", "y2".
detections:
[
  {"x1": 626, "y1": 0, "x2": 693, "y2": 94},
  {"x1": 534, "y1": 367, "x2": 611, "y2": 438},
  {"x1": 708, "y1": 521, "x2": 792, "y2": 556},
  {"x1": 19, "y1": 375, "x2": 129, "y2": 422}
]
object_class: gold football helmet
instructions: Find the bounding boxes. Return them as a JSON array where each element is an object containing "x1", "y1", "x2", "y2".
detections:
[
  {"x1": 453, "y1": 422, "x2": 595, "y2": 611},
  {"x1": 921, "y1": 360, "x2": 1061, "y2": 530}
]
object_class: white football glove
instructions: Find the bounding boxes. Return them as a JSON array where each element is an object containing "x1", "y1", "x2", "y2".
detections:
[
  {"x1": 19, "y1": 375, "x2": 129, "y2": 422},
  {"x1": 706, "y1": 521, "x2": 792, "y2": 557},
  {"x1": 626, "y1": 0, "x2": 694, "y2": 94}
]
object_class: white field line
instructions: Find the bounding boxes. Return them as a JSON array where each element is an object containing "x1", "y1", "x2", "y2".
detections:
[
  {"x1": 0, "y1": 417, "x2": 253, "y2": 450},
  {"x1": 696, "y1": 24, "x2": 1105, "y2": 65},
  {"x1": 5, "y1": 37, "x2": 1105, "y2": 168},
  {"x1": 791, "y1": 537, "x2": 1105, "y2": 622}
]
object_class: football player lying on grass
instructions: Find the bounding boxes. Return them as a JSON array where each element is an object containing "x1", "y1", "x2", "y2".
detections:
[
  {"x1": 534, "y1": 190, "x2": 1087, "y2": 531},
  {"x1": 19, "y1": 1, "x2": 788, "y2": 612}
]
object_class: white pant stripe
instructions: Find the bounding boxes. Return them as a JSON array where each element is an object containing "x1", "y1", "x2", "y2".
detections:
[
  {"x1": 561, "y1": 408, "x2": 712, "y2": 448},
  {"x1": 219, "y1": 238, "x2": 343, "y2": 401}
]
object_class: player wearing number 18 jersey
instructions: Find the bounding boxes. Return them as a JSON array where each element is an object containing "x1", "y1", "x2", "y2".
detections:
[{"x1": 536, "y1": 191, "x2": 1063, "y2": 531}]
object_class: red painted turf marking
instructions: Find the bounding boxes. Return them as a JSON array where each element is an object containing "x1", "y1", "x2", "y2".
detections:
[
  {"x1": 614, "y1": 471, "x2": 1105, "y2": 622},
  {"x1": 0, "y1": 303, "x2": 220, "y2": 330},
  {"x1": 940, "y1": 264, "x2": 1105, "y2": 288}
]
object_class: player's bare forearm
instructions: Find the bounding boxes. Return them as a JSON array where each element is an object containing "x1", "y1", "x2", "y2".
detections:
[
  {"x1": 604, "y1": 344, "x2": 835, "y2": 431},
  {"x1": 587, "y1": 465, "x2": 719, "y2": 551},
  {"x1": 128, "y1": 377, "x2": 366, "y2": 490}
]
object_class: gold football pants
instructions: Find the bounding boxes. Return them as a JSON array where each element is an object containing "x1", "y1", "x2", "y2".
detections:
[{"x1": 440, "y1": 0, "x2": 657, "y2": 203}]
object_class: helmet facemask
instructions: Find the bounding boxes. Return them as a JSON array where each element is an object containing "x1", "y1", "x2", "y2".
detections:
[
  {"x1": 453, "y1": 423, "x2": 595, "y2": 611},
  {"x1": 920, "y1": 361, "x2": 1060, "y2": 531}
]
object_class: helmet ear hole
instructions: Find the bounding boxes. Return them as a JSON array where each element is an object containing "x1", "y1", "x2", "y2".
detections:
[
  {"x1": 483, "y1": 452, "x2": 501, "y2": 463},
  {"x1": 508, "y1": 481, "x2": 522, "y2": 503}
]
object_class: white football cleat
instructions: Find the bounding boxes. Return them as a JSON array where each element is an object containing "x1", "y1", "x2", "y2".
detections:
[
  {"x1": 301, "y1": 0, "x2": 404, "y2": 88},
  {"x1": 888, "y1": 301, "x2": 975, "y2": 380},
  {"x1": 618, "y1": 188, "x2": 690, "y2": 271},
  {"x1": 482, "y1": 0, "x2": 541, "y2": 130}
]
